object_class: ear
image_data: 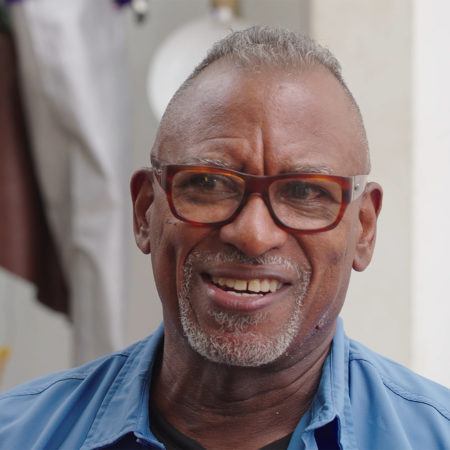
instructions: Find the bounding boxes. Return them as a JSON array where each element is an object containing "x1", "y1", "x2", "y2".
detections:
[
  {"x1": 130, "y1": 169, "x2": 154, "y2": 254},
  {"x1": 352, "y1": 182, "x2": 383, "y2": 272}
]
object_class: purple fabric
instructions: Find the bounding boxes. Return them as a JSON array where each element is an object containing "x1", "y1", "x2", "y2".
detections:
[{"x1": 114, "y1": 0, "x2": 131, "y2": 6}]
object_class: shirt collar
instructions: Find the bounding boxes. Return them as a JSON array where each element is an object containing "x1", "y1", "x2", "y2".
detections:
[{"x1": 82, "y1": 319, "x2": 358, "y2": 450}]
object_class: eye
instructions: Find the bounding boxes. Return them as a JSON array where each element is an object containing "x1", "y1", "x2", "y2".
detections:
[
  {"x1": 173, "y1": 171, "x2": 244, "y2": 204},
  {"x1": 192, "y1": 174, "x2": 217, "y2": 189},
  {"x1": 280, "y1": 181, "x2": 330, "y2": 202},
  {"x1": 182, "y1": 173, "x2": 233, "y2": 192}
]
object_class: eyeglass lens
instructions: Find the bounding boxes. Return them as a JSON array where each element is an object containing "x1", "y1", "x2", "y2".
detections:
[{"x1": 171, "y1": 169, "x2": 343, "y2": 230}]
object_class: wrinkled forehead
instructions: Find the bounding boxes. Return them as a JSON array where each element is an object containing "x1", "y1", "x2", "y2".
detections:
[{"x1": 153, "y1": 61, "x2": 368, "y2": 175}]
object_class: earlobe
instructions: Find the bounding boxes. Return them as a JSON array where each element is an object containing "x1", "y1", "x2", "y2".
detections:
[
  {"x1": 130, "y1": 169, "x2": 154, "y2": 254},
  {"x1": 352, "y1": 182, "x2": 383, "y2": 272}
]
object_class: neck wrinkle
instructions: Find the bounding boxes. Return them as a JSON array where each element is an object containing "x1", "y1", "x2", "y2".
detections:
[{"x1": 152, "y1": 326, "x2": 333, "y2": 422}]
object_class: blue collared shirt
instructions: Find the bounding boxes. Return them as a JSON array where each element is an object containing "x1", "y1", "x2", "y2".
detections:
[{"x1": 1, "y1": 319, "x2": 449, "y2": 449}]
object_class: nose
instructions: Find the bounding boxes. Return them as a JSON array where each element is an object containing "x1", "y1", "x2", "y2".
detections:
[{"x1": 219, "y1": 194, "x2": 289, "y2": 257}]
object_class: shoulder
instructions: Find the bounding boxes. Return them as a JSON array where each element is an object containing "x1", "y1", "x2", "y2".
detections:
[
  {"x1": 0, "y1": 346, "x2": 133, "y2": 402},
  {"x1": 0, "y1": 338, "x2": 146, "y2": 449},
  {"x1": 348, "y1": 338, "x2": 450, "y2": 417},
  {"x1": 347, "y1": 338, "x2": 450, "y2": 447}
]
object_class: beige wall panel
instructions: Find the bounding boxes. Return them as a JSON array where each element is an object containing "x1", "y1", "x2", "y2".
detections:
[{"x1": 310, "y1": 0, "x2": 412, "y2": 365}]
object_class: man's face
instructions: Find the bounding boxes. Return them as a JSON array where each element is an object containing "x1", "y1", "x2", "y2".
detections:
[{"x1": 132, "y1": 61, "x2": 381, "y2": 368}]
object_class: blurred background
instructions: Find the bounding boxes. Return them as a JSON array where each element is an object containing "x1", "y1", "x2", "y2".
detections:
[{"x1": 0, "y1": 0, "x2": 449, "y2": 391}]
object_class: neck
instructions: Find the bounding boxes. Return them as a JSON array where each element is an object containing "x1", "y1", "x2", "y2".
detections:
[{"x1": 151, "y1": 322, "x2": 335, "y2": 450}]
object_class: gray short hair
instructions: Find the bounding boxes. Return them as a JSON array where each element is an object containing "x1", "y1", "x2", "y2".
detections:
[
  {"x1": 159, "y1": 26, "x2": 370, "y2": 171},
  {"x1": 189, "y1": 26, "x2": 345, "y2": 89}
]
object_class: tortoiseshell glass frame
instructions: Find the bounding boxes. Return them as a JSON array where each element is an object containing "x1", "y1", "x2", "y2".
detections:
[{"x1": 151, "y1": 159, "x2": 367, "y2": 234}]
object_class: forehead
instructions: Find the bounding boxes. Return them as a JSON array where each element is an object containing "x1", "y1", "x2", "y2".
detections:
[{"x1": 157, "y1": 61, "x2": 366, "y2": 175}]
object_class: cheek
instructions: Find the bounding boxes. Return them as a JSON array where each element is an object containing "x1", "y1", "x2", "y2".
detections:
[
  {"x1": 300, "y1": 227, "x2": 354, "y2": 317},
  {"x1": 149, "y1": 197, "x2": 211, "y2": 308},
  {"x1": 315, "y1": 214, "x2": 358, "y2": 275},
  {"x1": 149, "y1": 212, "x2": 176, "y2": 310},
  {"x1": 149, "y1": 198, "x2": 174, "y2": 267},
  {"x1": 305, "y1": 232, "x2": 348, "y2": 278}
]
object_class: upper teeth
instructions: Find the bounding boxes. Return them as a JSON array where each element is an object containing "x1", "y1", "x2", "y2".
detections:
[{"x1": 211, "y1": 276, "x2": 282, "y2": 293}]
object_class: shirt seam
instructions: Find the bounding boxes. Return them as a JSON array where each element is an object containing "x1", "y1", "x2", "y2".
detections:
[
  {"x1": 0, "y1": 353, "x2": 130, "y2": 399},
  {"x1": 342, "y1": 334, "x2": 358, "y2": 450},
  {"x1": 0, "y1": 376, "x2": 87, "y2": 398},
  {"x1": 349, "y1": 356, "x2": 450, "y2": 420}
]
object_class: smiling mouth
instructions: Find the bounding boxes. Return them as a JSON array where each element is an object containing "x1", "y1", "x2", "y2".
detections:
[{"x1": 208, "y1": 275, "x2": 284, "y2": 296}]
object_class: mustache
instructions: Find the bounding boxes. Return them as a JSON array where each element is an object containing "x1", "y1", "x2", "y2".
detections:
[{"x1": 186, "y1": 248, "x2": 310, "y2": 278}]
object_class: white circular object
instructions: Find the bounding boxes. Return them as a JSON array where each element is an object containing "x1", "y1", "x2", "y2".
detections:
[{"x1": 147, "y1": 8, "x2": 252, "y2": 121}]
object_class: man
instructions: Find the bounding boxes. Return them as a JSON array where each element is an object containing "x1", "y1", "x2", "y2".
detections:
[{"x1": 0, "y1": 26, "x2": 449, "y2": 450}]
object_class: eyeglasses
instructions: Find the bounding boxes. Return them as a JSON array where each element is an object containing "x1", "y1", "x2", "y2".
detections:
[{"x1": 151, "y1": 159, "x2": 367, "y2": 233}]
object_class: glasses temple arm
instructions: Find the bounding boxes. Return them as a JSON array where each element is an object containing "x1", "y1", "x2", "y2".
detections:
[{"x1": 351, "y1": 175, "x2": 368, "y2": 200}]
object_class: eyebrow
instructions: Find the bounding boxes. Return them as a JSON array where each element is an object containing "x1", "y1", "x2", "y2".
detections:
[
  {"x1": 157, "y1": 156, "x2": 334, "y2": 175},
  {"x1": 178, "y1": 156, "x2": 235, "y2": 169},
  {"x1": 284, "y1": 164, "x2": 333, "y2": 175}
]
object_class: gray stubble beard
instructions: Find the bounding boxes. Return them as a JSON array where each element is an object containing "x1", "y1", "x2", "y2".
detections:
[{"x1": 178, "y1": 250, "x2": 311, "y2": 367}]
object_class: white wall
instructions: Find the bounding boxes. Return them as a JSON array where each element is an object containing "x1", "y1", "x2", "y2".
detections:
[
  {"x1": 0, "y1": 269, "x2": 71, "y2": 390},
  {"x1": 411, "y1": 0, "x2": 450, "y2": 385}
]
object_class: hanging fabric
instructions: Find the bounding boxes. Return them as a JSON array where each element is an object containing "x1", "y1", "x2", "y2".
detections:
[{"x1": 8, "y1": 0, "x2": 132, "y2": 364}]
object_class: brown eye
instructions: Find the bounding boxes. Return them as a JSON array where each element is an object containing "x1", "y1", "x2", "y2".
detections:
[
  {"x1": 185, "y1": 174, "x2": 217, "y2": 190},
  {"x1": 176, "y1": 173, "x2": 239, "y2": 194},
  {"x1": 279, "y1": 181, "x2": 330, "y2": 202}
]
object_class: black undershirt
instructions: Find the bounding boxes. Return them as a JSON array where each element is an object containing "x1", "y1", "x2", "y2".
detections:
[
  {"x1": 150, "y1": 406, "x2": 292, "y2": 450},
  {"x1": 148, "y1": 344, "x2": 293, "y2": 450}
]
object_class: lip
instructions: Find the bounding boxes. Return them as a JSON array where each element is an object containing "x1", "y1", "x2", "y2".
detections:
[{"x1": 202, "y1": 274, "x2": 291, "y2": 313}]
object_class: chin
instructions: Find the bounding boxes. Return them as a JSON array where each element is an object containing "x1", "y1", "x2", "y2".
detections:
[{"x1": 178, "y1": 292, "x2": 304, "y2": 367}]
